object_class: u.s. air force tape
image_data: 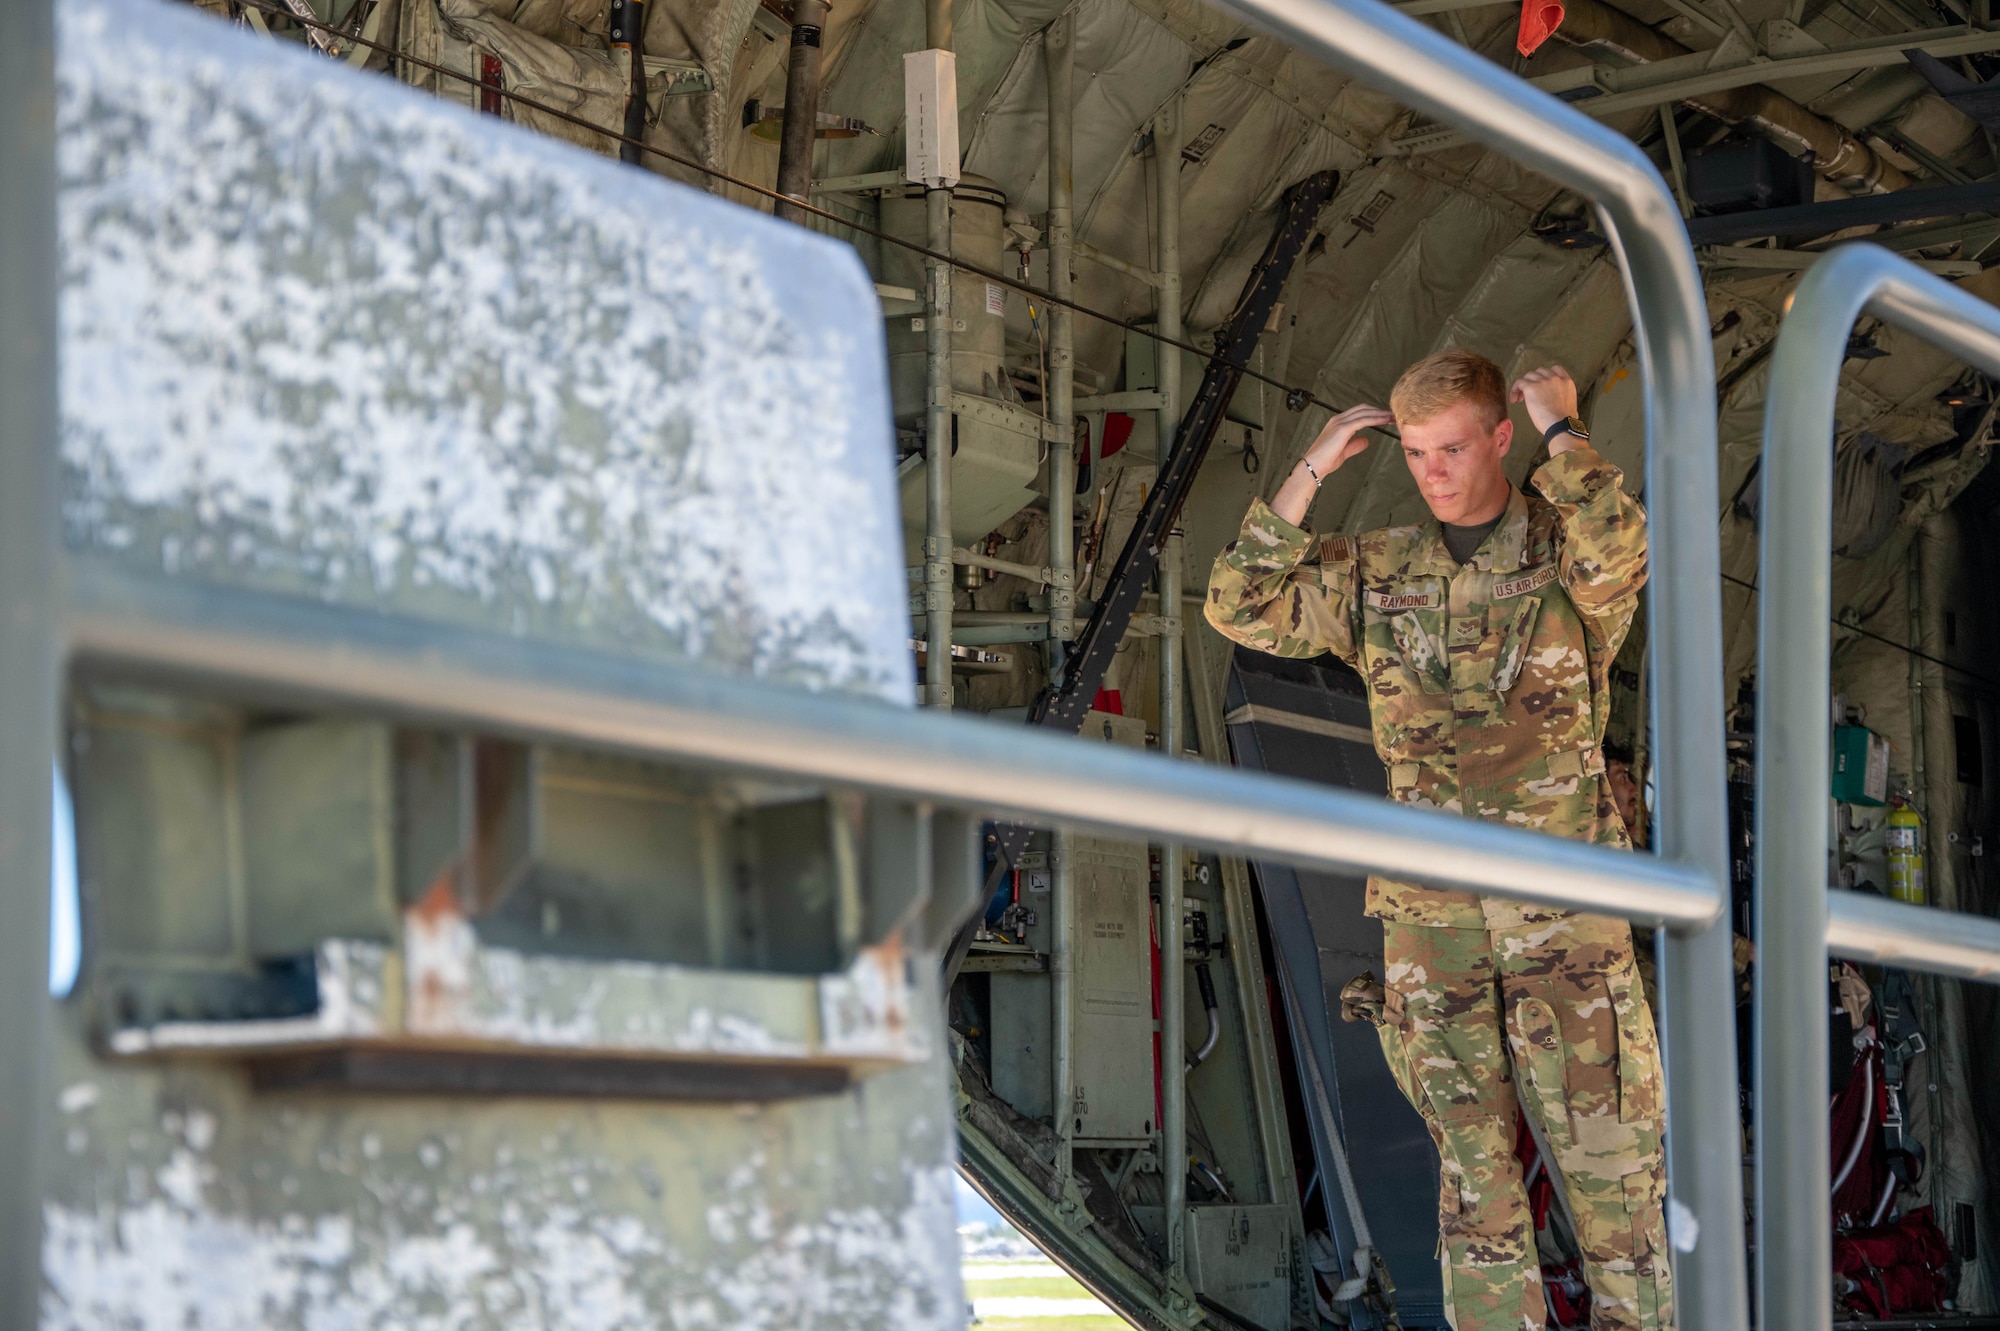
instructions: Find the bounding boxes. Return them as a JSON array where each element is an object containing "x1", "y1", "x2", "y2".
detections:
[{"x1": 1492, "y1": 565, "x2": 1559, "y2": 599}]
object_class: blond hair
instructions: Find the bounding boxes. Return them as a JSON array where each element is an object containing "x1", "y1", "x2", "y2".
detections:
[{"x1": 1389, "y1": 349, "x2": 1507, "y2": 429}]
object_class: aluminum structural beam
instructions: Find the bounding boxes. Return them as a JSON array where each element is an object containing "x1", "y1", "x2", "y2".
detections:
[
  {"x1": 1394, "y1": 26, "x2": 2000, "y2": 153},
  {"x1": 921, "y1": 0, "x2": 955, "y2": 710},
  {"x1": 1208, "y1": 4, "x2": 1745, "y2": 1329},
  {"x1": 1045, "y1": 14, "x2": 1076, "y2": 652},
  {"x1": 1153, "y1": 97, "x2": 1191, "y2": 1273},
  {"x1": 1553, "y1": 24, "x2": 2000, "y2": 118},
  {"x1": 1685, "y1": 179, "x2": 2000, "y2": 246},
  {"x1": 1701, "y1": 245, "x2": 1980, "y2": 276},
  {"x1": 62, "y1": 562, "x2": 1723, "y2": 930},
  {"x1": 1044, "y1": 6, "x2": 1081, "y2": 1198},
  {"x1": 1754, "y1": 241, "x2": 2000, "y2": 1331}
]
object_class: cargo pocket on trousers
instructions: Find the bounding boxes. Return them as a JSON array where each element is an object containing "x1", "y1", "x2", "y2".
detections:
[
  {"x1": 1507, "y1": 991, "x2": 1574, "y2": 1154},
  {"x1": 1437, "y1": 1239, "x2": 1460, "y2": 1328},
  {"x1": 1626, "y1": 1169, "x2": 1674, "y2": 1327},
  {"x1": 1436, "y1": 1163, "x2": 1461, "y2": 1232},
  {"x1": 1609, "y1": 967, "x2": 1664, "y2": 1123},
  {"x1": 1376, "y1": 989, "x2": 1433, "y2": 1122}
]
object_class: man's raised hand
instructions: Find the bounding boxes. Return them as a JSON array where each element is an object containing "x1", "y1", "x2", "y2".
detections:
[
  {"x1": 1269, "y1": 402, "x2": 1395, "y2": 527},
  {"x1": 1302, "y1": 403, "x2": 1398, "y2": 477},
  {"x1": 1508, "y1": 365, "x2": 1578, "y2": 437}
]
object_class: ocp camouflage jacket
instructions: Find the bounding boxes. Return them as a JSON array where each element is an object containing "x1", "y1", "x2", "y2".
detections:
[{"x1": 1204, "y1": 447, "x2": 1647, "y2": 929}]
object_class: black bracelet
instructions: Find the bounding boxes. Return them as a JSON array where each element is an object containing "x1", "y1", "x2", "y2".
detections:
[{"x1": 1542, "y1": 416, "x2": 1588, "y2": 448}]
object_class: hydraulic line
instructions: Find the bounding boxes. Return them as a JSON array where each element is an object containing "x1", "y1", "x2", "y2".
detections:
[
  {"x1": 1194, "y1": 1158, "x2": 1233, "y2": 1202},
  {"x1": 1830, "y1": 1047, "x2": 1874, "y2": 1195},
  {"x1": 229, "y1": 0, "x2": 1348, "y2": 418},
  {"x1": 1186, "y1": 962, "x2": 1220, "y2": 1069},
  {"x1": 1868, "y1": 1171, "x2": 1897, "y2": 1227}
]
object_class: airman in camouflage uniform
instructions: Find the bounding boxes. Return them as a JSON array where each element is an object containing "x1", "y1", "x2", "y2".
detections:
[{"x1": 1206, "y1": 352, "x2": 1670, "y2": 1331}]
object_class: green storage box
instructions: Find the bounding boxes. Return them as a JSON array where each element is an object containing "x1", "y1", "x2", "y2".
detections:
[{"x1": 1832, "y1": 724, "x2": 1890, "y2": 805}]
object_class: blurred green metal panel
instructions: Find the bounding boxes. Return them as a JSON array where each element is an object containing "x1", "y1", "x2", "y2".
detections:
[
  {"x1": 241, "y1": 719, "x2": 399, "y2": 956},
  {"x1": 0, "y1": 0, "x2": 58, "y2": 1313}
]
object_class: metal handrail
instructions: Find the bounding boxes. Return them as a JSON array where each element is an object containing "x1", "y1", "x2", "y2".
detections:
[
  {"x1": 64, "y1": 561, "x2": 1721, "y2": 927},
  {"x1": 1206, "y1": 3, "x2": 1746, "y2": 1326},
  {"x1": 1827, "y1": 889, "x2": 2000, "y2": 983},
  {"x1": 1755, "y1": 241, "x2": 2000, "y2": 1331},
  {"x1": 1, "y1": 0, "x2": 59, "y2": 1308}
]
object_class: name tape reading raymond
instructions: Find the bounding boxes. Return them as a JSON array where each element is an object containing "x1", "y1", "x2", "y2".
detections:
[{"x1": 1364, "y1": 588, "x2": 1442, "y2": 612}]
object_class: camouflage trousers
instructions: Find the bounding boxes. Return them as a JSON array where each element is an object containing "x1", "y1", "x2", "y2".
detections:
[{"x1": 1376, "y1": 915, "x2": 1674, "y2": 1331}]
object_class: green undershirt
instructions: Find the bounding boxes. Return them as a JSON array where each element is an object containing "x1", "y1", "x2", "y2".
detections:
[{"x1": 1441, "y1": 513, "x2": 1504, "y2": 566}]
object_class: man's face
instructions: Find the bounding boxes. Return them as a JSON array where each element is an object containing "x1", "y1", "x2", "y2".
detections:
[
  {"x1": 1398, "y1": 399, "x2": 1514, "y2": 526},
  {"x1": 1607, "y1": 758, "x2": 1640, "y2": 834}
]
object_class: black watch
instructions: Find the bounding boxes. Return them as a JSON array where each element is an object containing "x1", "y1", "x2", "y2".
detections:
[{"x1": 1542, "y1": 415, "x2": 1589, "y2": 447}]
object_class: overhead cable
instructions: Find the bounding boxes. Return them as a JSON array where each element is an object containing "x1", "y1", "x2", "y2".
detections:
[
  {"x1": 1720, "y1": 570, "x2": 2000, "y2": 690},
  {"x1": 231, "y1": 0, "x2": 1347, "y2": 418}
]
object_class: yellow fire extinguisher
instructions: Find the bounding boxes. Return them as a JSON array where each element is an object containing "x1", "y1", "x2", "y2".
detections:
[{"x1": 1887, "y1": 798, "x2": 1926, "y2": 905}]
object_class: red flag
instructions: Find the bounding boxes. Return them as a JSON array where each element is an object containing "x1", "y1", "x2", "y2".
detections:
[{"x1": 1516, "y1": 0, "x2": 1565, "y2": 56}]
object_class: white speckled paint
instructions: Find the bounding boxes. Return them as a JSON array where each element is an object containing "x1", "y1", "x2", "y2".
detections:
[
  {"x1": 401, "y1": 904, "x2": 925, "y2": 1061},
  {"x1": 41, "y1": 1093, "x2": 961, "y2": 1328},
  {"x1": 819, "y1": 940, "x2": 927, "y2": 1062},
  {"x1": 57, "y1": 0, "x2": 910, "y2": 703},
  {"x1": 402, "y1": 902, "x2": 894, "y2": 1061},
  {"x1": 47, "y1": 931, "x2": 963, "y2": 1328},
  {"x1": 45, "y1": 0, "x2": 960, "y2": 1322}
]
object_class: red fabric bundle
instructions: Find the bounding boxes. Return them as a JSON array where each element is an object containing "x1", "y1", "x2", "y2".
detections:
[
  {"x1": 1516, "y1": 0, "x2": 1566, "y2": 55},
  {"x1": 1541, "y1": 1263, "x2": 1591, "y2": 1330},
  {"x1": 1514, "y1": 1114, "x2": 1592, "y2": 1330},
  {"x1": 1833, "y1": 1207, "x2": 1954, "y2": 1319},
  {"x1": 1515, "y1": 1112, "x2": 1558, "y2": 1232}
]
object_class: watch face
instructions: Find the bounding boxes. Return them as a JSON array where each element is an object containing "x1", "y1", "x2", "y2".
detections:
[{"x1": 1565, "y1": 415, "x2": 1589, "y2": 437}]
